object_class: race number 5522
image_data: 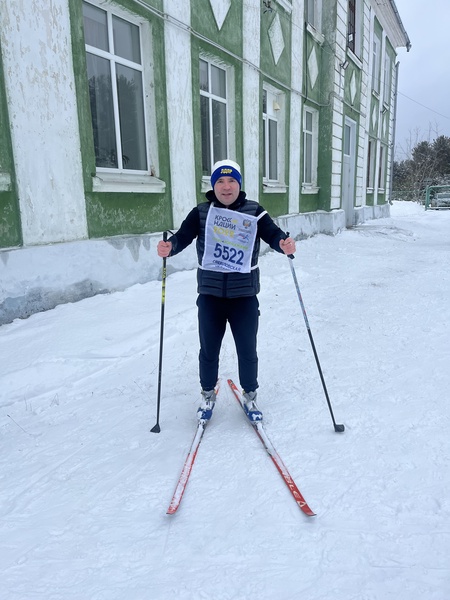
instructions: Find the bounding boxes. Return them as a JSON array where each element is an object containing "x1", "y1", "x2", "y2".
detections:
[{"x1": 213, "y1": 242, "x2": 244, "y2": 265}]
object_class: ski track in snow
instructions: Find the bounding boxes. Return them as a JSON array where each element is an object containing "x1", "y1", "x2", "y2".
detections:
[{"x1": 1, "y1": 203, "x2": 450, "y2": 599}]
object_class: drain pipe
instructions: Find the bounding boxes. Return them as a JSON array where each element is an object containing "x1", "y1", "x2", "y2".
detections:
[
  {"x1": 388, "y1": 0, "x2": 412, "y2": 51},
  {"x1": 389, "y1": 61, "x2": 400, "y2": 204}
]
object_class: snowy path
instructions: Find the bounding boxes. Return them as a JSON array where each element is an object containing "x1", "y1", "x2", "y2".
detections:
[{"x1": 1, "y1": 203, "x2": 450, "y2": 599}]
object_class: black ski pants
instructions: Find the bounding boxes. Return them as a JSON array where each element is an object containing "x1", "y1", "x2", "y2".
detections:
[{"x1": 197, "y1": 294, "x2": 260, "y2": 393}]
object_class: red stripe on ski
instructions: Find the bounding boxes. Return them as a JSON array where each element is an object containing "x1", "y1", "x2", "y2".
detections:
[
  {"x1": 227, "y1": 379, "x2": 316, "y2": 517},
  {"x1": 167, "y1": 382, "x2": 219, "y2": 514},
  {"x1": 166, "y1": 423, "x2": 205, "y2": 514}
]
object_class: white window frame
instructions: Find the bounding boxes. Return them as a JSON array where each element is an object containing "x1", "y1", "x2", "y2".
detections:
[
  {"x1": 383, "y1": 53, "x2": 392, "y2": 106},
  {"x1": 347, "y1": 0, "x2": 362, "y2": 58},
  {"x1": 83, "y1": 0, "x2": 163, "y2": 193},
  {"x1": 372, "y1": 32, "x2": 381, "y2": 95},
  {"x1": 378, "y1": 143, "x2": 387, "y2": 192},
  {"x1": 366, "y1": 138, "x2": 375, "y2": 190},
  {"x1": 262, "y1": 84, "x2": 286, "y2": 193},
  {"x1": 302, "y1": 106, "x2": 319, "y2": 193},
  {"x1": 199, "y1": 54, "x2": 235, "y2": 191},
  {"x1": 306, "y1": 0, "x2": 322, "y2": 32}
]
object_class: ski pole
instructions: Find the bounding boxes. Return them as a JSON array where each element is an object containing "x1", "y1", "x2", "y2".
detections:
[
  {"x1": 151, "y1": 231, "x2": 168, "y2": 433},
  {"x1": 285, "y1": 236, "x2": 345, "y2": 433}
]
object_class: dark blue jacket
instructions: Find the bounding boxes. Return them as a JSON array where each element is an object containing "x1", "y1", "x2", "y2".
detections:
[{"x1": 168, "y1": 190, "x2": 287, "y2": 298}]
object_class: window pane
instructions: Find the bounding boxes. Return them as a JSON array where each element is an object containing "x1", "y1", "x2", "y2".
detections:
[
  {"x1": 200, "y1": 96, "x2": 211, "y2": 174},
  {"x1": 348, "y1": 0, "x2": 356, "y2": 52},
  {"x1": 372, "y1": 36, "x2": 381, "y2": 92},
  {"x1": 212, "y1": 99, "x2": 227, "y2": 164},
  {"x1": 262, "y1": 89, "x2": 267, "y2": 114},
  {"x1": 305, "y1": 111, "x2": 313, "y2": 132},
  {"x1": 113, "y1": 16, "x2": 141, "y2": 63},
  {"x1": 306, "y1": 0, "x2": 315, "y2": 26},
  {"x1": 268, "y1": 118, "x2": 277, "y2": 180},
  {"x1": 263, "y1": 120, "x2": 267, "y2": 178},
  {"x1": 86, "y1": 53, "x2": 118, "y2": 168},
  {"x1": 200, "y1": 59, "x2": 209, "y2": 92},
  {"x1": 384, "y1": 55, "x2": 391, "y2": 102},
  {"x1": 304, "y1": 132, "x2": 312, "y2": 183},
  {"x1": 366, "y1": 140, "x2": 373, "y2": 187},
  {"x1": 116, "y1": 64, "x2": 147, "y2": 170},
  {"x1": 344, "y1": 124, "x2": 351, "y2": 155},
  {"x1": 378, "y1": 146, "x2": 384, "y2": 187},
  {"x1": 200, "y1": 59, "x2": 229, "y2": 173},
  {"x1": 83, "y1": 2, "x2": 108, "y2": 51},
  {"x1": 211, "y1": 65, "x2": 226, "y2": 98}
]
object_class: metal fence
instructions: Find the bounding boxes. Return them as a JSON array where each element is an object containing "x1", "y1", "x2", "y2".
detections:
[{"x1": 391, "y1": 190, "x2": 426, "y2": 203}]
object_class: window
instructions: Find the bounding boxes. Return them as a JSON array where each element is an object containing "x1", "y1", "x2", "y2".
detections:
[
  {"x1": 378, "y1": 144, "x2": 386, "y2": 190},
  {"x1": 347, "y1": 0, "x2": 361, "y2": 56},
  {"x1": 347, "y1": 0, "x2": 356, "y2": 53},
  {"x1": 200, "y1": 58, "x2": 229, "y2": 176},
  {"x1": 261, "y1": 84, "x2": 286, "y2": 192},
  {"x1": 82, "y1": 1, "x2": 149, "y2": 172},
  {"x1": 306, "y1": 0, "x2": 321, "y2": 30},
  {"x1": 366, "y1": 139, "x2": 375, "y2": 189},
  {"x1": 372, "y1": 33, "x2": 381, "y2": 94},
  {"x1": 303, "y1": 107, "x2": 319, "y2": 188},
  {"x1": 343, "y1": 123, "x2": 351, "y2": 157},
  {"x1": 383, "y1": 54, "x2": 392, "y2": 105},
  {"x1": 262, "y1": 88, "x2": 278, "y2": 182}
]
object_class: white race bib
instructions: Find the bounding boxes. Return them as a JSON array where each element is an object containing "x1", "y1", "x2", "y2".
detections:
[{"x1": 201, "y1": 206, "x2": 259, "y2": 273}]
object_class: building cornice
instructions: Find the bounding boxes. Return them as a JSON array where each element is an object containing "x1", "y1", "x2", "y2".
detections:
[{"x1": 372, "y1": 0, "x2": 411, "y2": 51}]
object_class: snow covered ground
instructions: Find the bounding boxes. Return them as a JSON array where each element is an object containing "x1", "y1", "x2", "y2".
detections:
[{"x1": 1, "y1": 202, "x2": 449, "y2": 600}]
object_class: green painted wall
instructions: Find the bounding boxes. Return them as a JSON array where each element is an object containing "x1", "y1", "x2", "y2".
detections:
[
  {"x1": 381, "y1": 40, "x2": 395, "y2": 146},
  {"x1": 84, "y1": 191, "x2": 171, "y2": 237},
  {"x1": 69, "y1": 0, "x2": 172, "y2": 238},
  {"x1": 343, "y1": 63, "x2": 361, "y2": 111},
  {"x1": 191, "y1": 0, "x2": 243, "y2": 57},
  {"x1": 341, "y1": 63, "x2": 362, "y2": 210},
  {"x1": 366, "y1": 18, "x2": 388, "y2": 204},
  {"x1": 191, "y1": 1, "x2": 244, "y2": 202},
  {"x1": 0, "y1": 43, "x2": 21, "y2": 248},
  {"x1": 315, "y1": 102, "x2": 332, "y2": 212},
  {"x1": 309, "y1": 12, "x2": 335, "y2": 213},
  {"x1": 368, "y1": 18, "x2": 382, "y2": 139},
  {"x1": 0, "y1": 190, "x2": 22, "y2": 248},
  {"x1": 260, "y1": 74, "x2": 291, "y2": 217},
  {"x1": 191, "y1": 1, "x2": 291, "y2": 218},
  {"x1": 3, "y1": 1, "x2": 400, "y2": 247},
  {"x1": 190, "y1": 37, "x2": 244, "y2": 204},
  {"x1": 260, "y1": 9, "x2": 292, "y2": 87},
  {"x1": 259, "y1": 7, "x2": 292, "y2": 217}
]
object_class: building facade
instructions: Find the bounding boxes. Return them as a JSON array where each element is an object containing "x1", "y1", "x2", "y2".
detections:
[{"x1": 0, "y1": 0, "x2": 410, "y2": 323}]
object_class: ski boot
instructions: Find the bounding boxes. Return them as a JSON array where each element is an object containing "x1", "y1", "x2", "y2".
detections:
[
  {"x1": 197, "y1": 389, "x2": 216, "y2": 423},
  {"x1": 243, "y1": 390, "x2": 263, "y2": 422}
]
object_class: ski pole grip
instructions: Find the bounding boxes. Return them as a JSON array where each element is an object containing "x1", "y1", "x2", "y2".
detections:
[
  {"x1": 163, "y1": 231, "x2": 168, "y2": 242},
  {"x1": 285, "y1": 231, "x2": 295, "y2": 260}
]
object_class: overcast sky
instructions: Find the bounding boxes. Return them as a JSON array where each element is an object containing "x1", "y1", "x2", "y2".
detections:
[{"x1": 393, "y1": 0, "x2": 450, "y2": 158}]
